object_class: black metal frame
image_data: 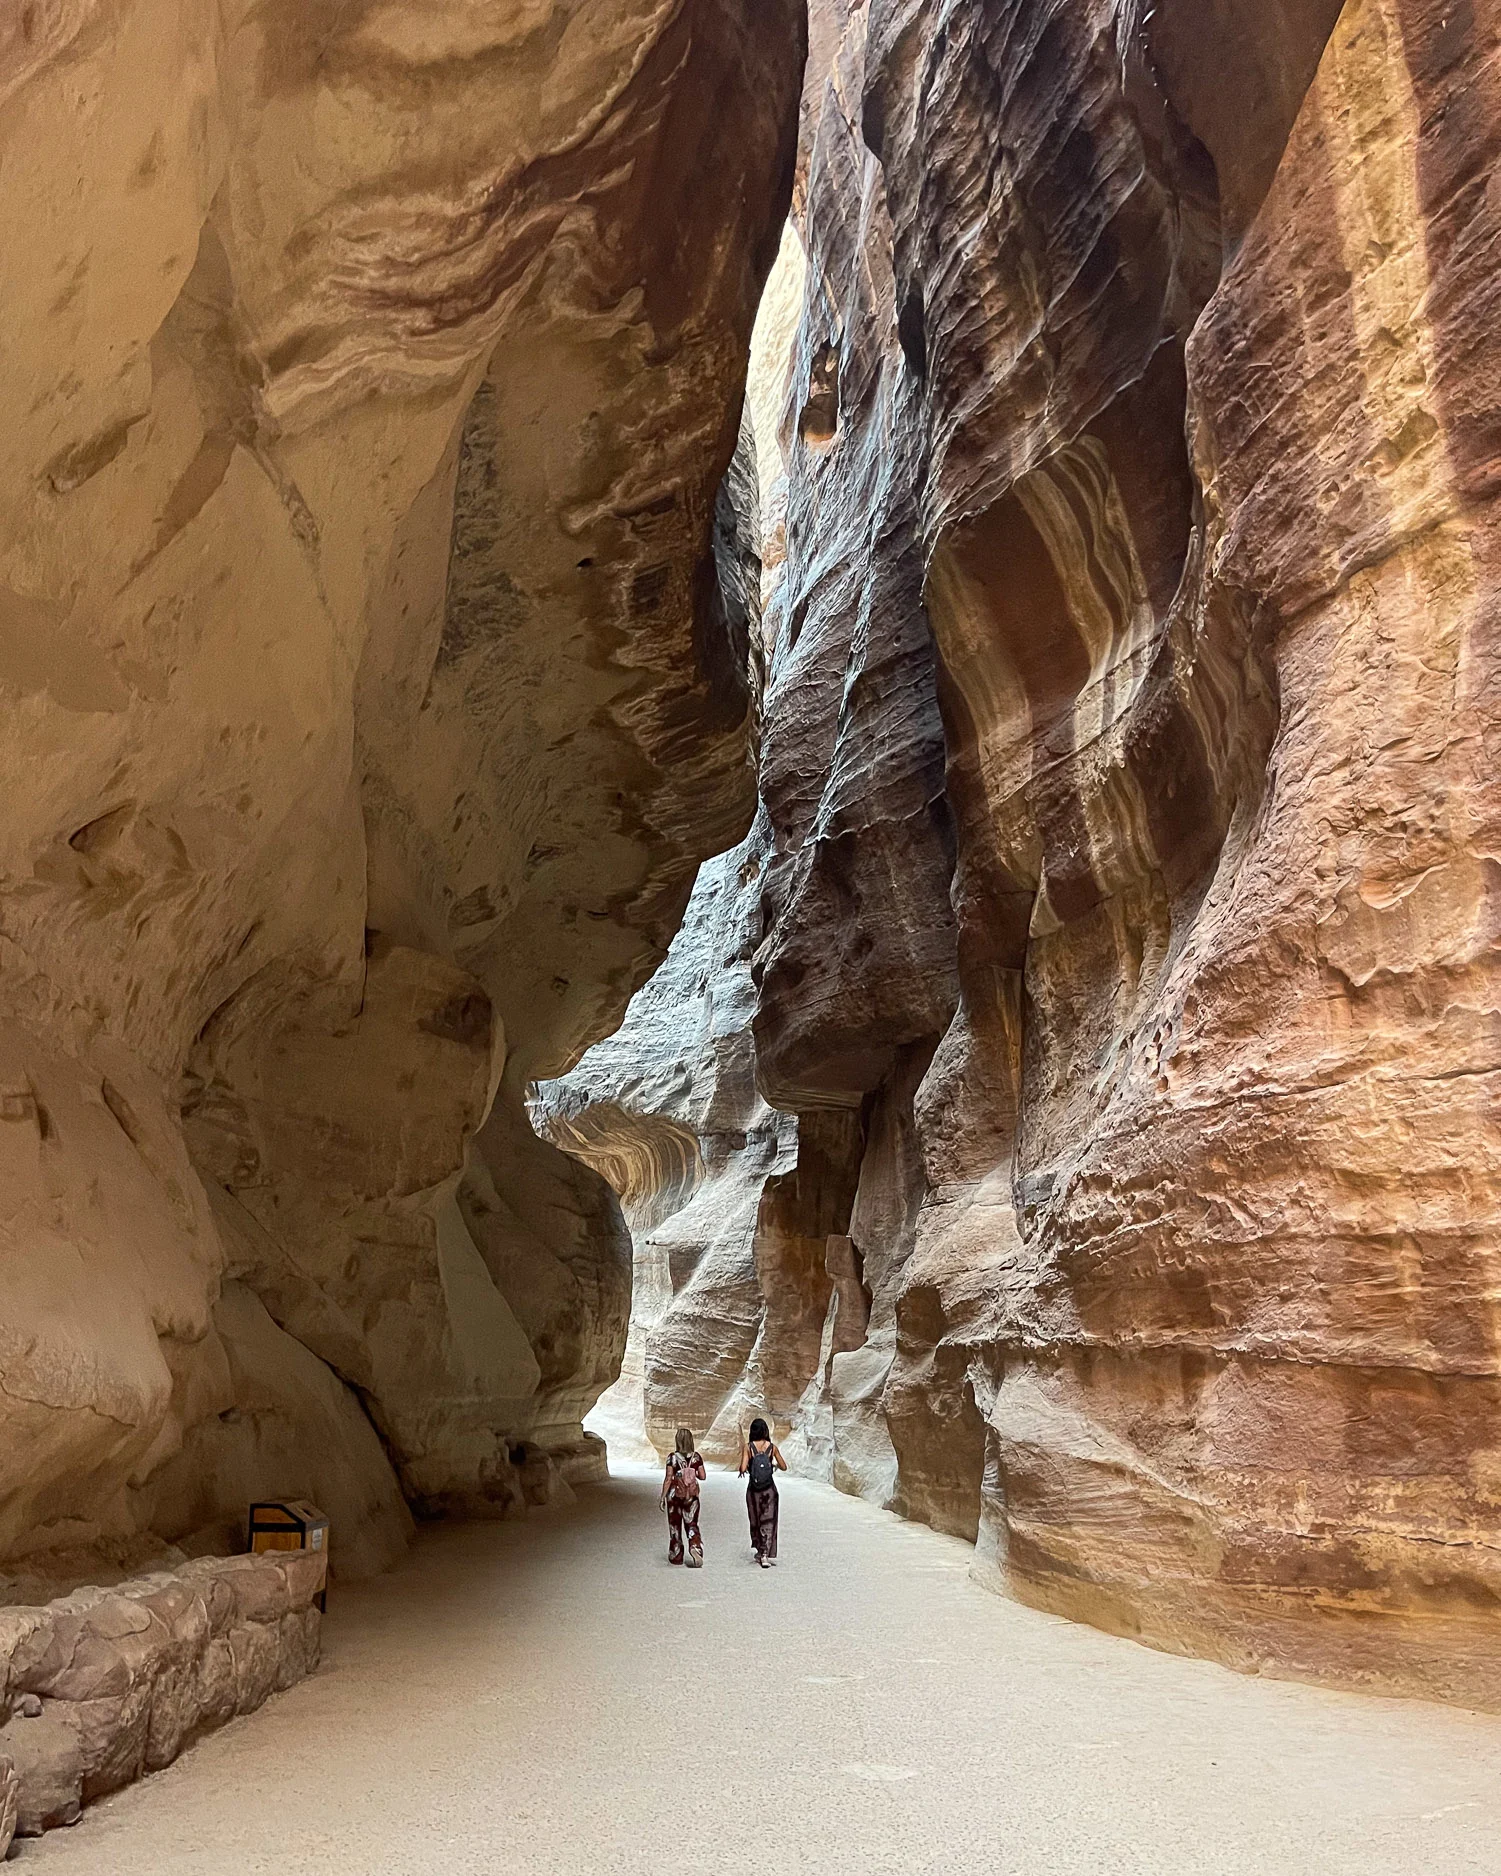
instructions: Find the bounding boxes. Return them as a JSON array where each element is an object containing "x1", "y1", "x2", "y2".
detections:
[{"x1": 247, "y1": 1501, "x2": 330, "y2": 1612}]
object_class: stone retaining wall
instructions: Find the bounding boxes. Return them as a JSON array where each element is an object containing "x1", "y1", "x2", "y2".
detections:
[{"x1": 0, "y1": 1550, "x2": 325, "y2": 1850}]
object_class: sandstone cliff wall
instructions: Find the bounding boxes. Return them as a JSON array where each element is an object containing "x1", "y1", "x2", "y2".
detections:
[
  {"x1": 539, "y1": 827, "x2": 801, "y2": 1462},
  {"x1": 0, "y1": 0, "x2": 803, "y2": 1581},
  {"x1": 551, "y1": 0, "x2": 1501, "y2": 1710},
  {"x1": 874, "y1": 0, "x2": 1500, "y2": 1711}
]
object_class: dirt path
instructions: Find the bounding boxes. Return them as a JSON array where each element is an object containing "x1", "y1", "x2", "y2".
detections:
[{"x1": 18, "y1": 1465, "x2": 1501, "y2": 1875}]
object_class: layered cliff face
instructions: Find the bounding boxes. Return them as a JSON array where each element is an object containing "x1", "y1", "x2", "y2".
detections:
[
  {"x1": 0, "y1": 0, "x2": 802, "y2": 1580},
  {"x1": 551, "y1": 0, "x2": 1501, "y2": 1709},
  {"x1": 876, "y1": 0, "x2": 1501, "y2": 1708}
]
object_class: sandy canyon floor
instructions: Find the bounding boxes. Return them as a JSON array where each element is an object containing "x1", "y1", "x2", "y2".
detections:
[{"x1": 14, "y1": 1465, "x2": 1501, "y2": 1876}]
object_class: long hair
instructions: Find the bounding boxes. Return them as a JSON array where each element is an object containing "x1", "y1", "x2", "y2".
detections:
[
  {"x1": 675, "y1": 1426, "x2": 695, "y2": 1458},
  {"x1": 749, "y1": 1416, "x2": 770, "y2": 1444}
]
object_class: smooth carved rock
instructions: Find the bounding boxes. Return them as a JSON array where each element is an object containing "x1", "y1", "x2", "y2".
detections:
[
  {"x1": 535, "y1": 370, "x2": 839, "y2": 1461},
  {"x1": 133, "y1": 1277, "x2": 415, "y2": 1580},
  {"x1": 538, "y1": 827, "x2": 800, "y2": 1462},
  {"x1": 0, "y1": 0, "x2": 803, "y2": 1577}
]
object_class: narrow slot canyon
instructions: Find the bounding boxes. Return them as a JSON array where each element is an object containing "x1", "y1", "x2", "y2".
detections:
[{"x1": 1, "y1": 0, "x2": 1499, "y2": 1868}]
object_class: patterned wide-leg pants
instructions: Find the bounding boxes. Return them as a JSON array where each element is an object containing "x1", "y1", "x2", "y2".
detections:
[
  {"x1": 667, "y1": 1496, "x2": 703, "y2": 1565},
  {"x1": 747, "y1": 1483, "x2": 778, "y2": 1560}
]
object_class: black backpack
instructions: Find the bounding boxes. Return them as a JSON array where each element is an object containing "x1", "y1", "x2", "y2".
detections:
[{"x1": 748, "y1": 1443, "x2": 775, "y2": 1491}]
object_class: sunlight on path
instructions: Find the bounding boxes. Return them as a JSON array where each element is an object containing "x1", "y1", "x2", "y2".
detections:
[{"x1": 18, "y1": 1465, "x2": 1501, "y2": 1876}]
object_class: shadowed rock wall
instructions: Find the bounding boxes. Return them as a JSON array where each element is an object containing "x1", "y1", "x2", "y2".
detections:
[
  {"x1": 0, "y1": 0, "x2": 803, "y2": 1580},
  {"x1": 548, "y1": 0, "x2": 1501, "y2": 1710}
]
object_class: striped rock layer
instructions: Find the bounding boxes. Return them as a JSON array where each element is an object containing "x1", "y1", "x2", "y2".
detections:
[{"x1": 549, "y1": 0, "x2": 1501, "y2": 1709}]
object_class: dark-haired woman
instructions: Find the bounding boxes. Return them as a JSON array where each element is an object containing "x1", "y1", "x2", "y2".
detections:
[{"x1": 737, "y1": 1416, "x2": 786, "y2": 1567}]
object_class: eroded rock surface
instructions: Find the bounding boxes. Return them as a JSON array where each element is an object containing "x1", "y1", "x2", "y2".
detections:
[
  {"x1": 0, "y1": 0, "x2": 801, "y2": 1589},
  {"x1": 552, "y1": 0, "x2": 1501, "y2": 1710},
  {"x1": 874, "y1": 0, "x2": 1501, "y2": 1710}
]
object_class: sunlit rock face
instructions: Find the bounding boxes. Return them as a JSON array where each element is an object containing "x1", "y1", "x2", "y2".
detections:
[
  {"x1": 871, "y1": 0, "x2": 1501, "y2": 1709},
  {"x1": 0, "y1": 0, "x2": 802, "y2": 1577},
  {"x1": 560, "y1": 0, "x2": 1501, "y2": 1709},
  {"x1": 847, "y1": 0, "x2": 1500, "y2": 1705}
]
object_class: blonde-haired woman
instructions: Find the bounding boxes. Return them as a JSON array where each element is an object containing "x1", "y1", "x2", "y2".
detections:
[{"x1": 661, "y1": 1426, "x2": 706, "y2": 1566}]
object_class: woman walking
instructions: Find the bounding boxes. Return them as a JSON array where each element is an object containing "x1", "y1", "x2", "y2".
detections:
[
  {"x1": 662, "y1": 1426, "x2": 706, "y2": 1566},
  {"x1": 738, "y1": 1416, "x2": 786, "y2": 1567}
]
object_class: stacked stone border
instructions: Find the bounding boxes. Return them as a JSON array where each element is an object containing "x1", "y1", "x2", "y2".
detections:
[{"x1": 0, "y1": 1549, "x2": 325, "y2": 1850}]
